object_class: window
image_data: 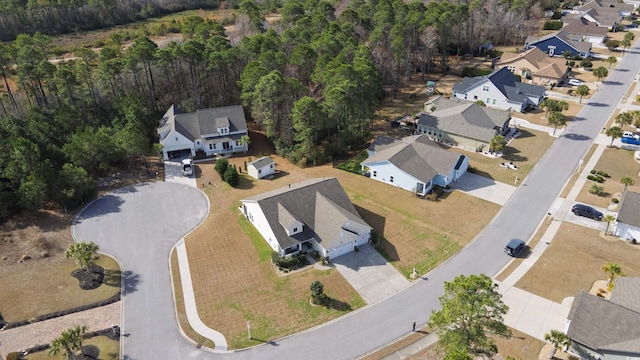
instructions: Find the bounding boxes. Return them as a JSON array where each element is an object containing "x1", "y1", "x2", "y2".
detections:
[
  {"x1": 373, "y1": 171, "x2": 377, "y2": 177},
  {"x1": 258, "y1": 169, "x2": 262, "y2": 174},
  {"x1": 464, "y1": 94, "x2": 467, "y2": 99},
  {"x1": 507, "y1": 66, "x2": 515, "y2": 73},
  {"x1": 236, "y1": 140, "x2": 241, "y2": 146},
  {"x1": 473, "y1": 95, "x2": 478, "y2": 100},
  {"x1": 175, "y1": 137, "x2": 178, "y2": 141},
  {"x1": 270, "y1": 164, "x2": 273, "y2": 168},
  {"x1": 390, "y1": 176, "x2": 394, "y2": 183},
  {"x1": 293, "y1": 227, "x2": 298, "y2": 233},
  {"x1": 492, "y1": 99, "x2": 496, "y2": 105},
  {"x1": 482, "y1": 85, "x2": 490, "y2": 91},
  {"x1": 486, "y1": 98, "x2": 490, "y2": 104},
  {"x1": 208, "y1": 144, "x2": 213, "y2": 150}
]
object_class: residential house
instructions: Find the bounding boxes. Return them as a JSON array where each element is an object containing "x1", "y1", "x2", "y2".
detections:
[
  {"x1": 561, "y1": 16, "x2": 609, "y2": 44},
  {"x1": 614, "y1": 190, "x2": 640, "y2": 242},
  {"x1": 360, "y1": 134, "x2": 469, "y2": 196},
  {"x1": 157, "y1": 105, "x2": 248, "y2": 160},
  {"x1": 451, "y1": 67, "x2": 546, "y2": 112},
  {"x1": 573, "y1": 0, "x2": 634, "y2": 29},
  {"x1": 247, "y1": 156, "x2": 275, "y2": 179},
  {"x1": 240, "y1": 178, "x2": 371, "y2": 260},
  {"x1": 567, "y1": 278, "x2": 640, "y2": 359},
  {"x1": 496, "y1": 47, "x2": 569, "y2": 86},
  {"x1": 416, "y1": 96, "x2": 512, "y2": 152},
  {"x1": 525, "y1": 30, "x2": 592, "y2": 58}
]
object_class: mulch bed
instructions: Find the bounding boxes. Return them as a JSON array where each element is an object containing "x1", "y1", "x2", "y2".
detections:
[{"x1": 71, "y1": 265, "x2": 105, "y2": 290}]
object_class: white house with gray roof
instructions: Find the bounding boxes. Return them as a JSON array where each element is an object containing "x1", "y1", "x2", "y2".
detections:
[
  {"x1": 417, "y1": 96, "x2": 512, "y2": 152},
  {"x1": 240, "y1": 178, "x2": 371, "y2": 260},
  {"x1": 247, "y1": 156, "x2": 275, "y2": 179},
  {"x1": 567, "y1": 278, "x2": 640, "y2": 359},
  {"x1": 360, "y1": 135, "x2": 469, "y2": 196},
  {"x1": 614, "y1": 190, "x2": 640, "y2": 242},
  {"x1": 451, "y1": 67, "x2": 546, "y2": 112},
  {"x1": 157, "y1": 104, "x2": 248, "y2": 160}
]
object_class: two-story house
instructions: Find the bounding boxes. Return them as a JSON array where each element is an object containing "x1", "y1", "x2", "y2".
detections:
[
  {"x1": 451, "y1": 67, "x2": 546, "y2": 112},
  {"x1": 157, "y1": 104, "x2": 248, "y2": 160}
]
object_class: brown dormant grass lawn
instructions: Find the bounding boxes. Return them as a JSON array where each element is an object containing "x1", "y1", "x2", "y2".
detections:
[
  {"x1": 0, "y1": 255, "x2": 121, "y2": 323},
  {"x1": 404, "y1": 328, "x2": 544, "y2": 360},
  {"x1": 174, "y1": 130, "x2": 499, "y2": 349},
  {"x1": 449, "y1": 128, "x2": 556, "y2": 185},
  {"x1": 559, "y1": 144, "x2": 598, "y2": 199},
  {"x1": 515, "y1": 222, "x2": 640, "y2": 303},
  {"x1": 512, "y1": 101, "x2": 583, "y2": 128},
  {"x1": 24, "y1": 335, "x2": 119, "y2": 360},
  {"x1": 575, "y1": 146, "x2": 640, "y2": 208}
]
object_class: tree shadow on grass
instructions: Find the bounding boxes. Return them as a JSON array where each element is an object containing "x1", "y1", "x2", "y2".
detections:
[
  {"x1": 72, "y1": 265, "x2": 105, "y2": 290},
  {"x1": 78, "y1": 345, "x2": 100, "y2": 359},
  {"x1": 325, "y1": 297, "x2": 353, "y2": 312}
]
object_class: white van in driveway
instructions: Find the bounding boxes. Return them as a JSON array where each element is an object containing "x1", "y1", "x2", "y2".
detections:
[{"x1": 181, "y1": 159, "x2": 193, "y2": 176}]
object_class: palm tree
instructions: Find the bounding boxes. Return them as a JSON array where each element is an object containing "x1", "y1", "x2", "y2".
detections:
[
  {"x1": 603, "y1": 214, "x2": 616, "y2": 235},
  {"x1": 606, "y1": 126, "x2": 623, "y2": 146},
  {"x1": 489, "y1": 135, "x2": 505, "y2": 152},
  {"x1": 540, "y1": 98, "x2": 553, "y2": 118},
  {"x1": 547, "y1": 111, "x2": 566, "y2": 135},
  {"x1": 605, "y1": 56, "x2": 617, "y2": 69},
  {"x1": 631, "y1": 110, "x2": 640, "y2": 129},
  {"x1": 615, "y1": 111, "x2": 632, "y2": 127},
  {"x1": 621, "y1": 177, "x2": 635, "y2": 192},
  {"x1": 602, "y1": 262, "x2": 624, "y2": 288},
  {"x1": 593, "y1": 66, "x2": 608, "y2": 82},
  {"x1": 621, "y1": 38, "x2": 631, "y2": 52},
  {"x1": 575, "y1": 85, "x2": 590, "y2": 104},
  {"x1": 49, "y1": 325, "x2": 87, "y2": 360},
  {"x1": 240, "y1": 134, "x2": 251, "y2": 153},
  {"x1": 65, "y1": 242, "x2": 99, "y2": 272},
  {"x1": 544, "y1": 330, "x2": 570, "y2": 359}
]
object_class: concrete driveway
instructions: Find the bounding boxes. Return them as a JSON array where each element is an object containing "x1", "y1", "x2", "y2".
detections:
[
  {"x1": 450, "y1": 172, "x2": 516, "y2": 205},
  {"x1": 72, "y1": 181, "x2": 208, "y2": 359},
  {"x1": 164, "y1": 159, "x2": 198, "y2": 188}
]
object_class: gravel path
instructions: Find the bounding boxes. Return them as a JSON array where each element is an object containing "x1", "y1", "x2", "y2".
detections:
[{"x1": 0, "y1": 302, "x2": 120, "y2": 358}]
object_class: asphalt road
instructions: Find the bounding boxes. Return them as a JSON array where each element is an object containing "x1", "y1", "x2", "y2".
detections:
[{"x1": 72, "y1": 42, "x2": 640, "y2": 359}]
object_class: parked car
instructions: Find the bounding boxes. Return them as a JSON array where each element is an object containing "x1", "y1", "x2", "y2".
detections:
[
  {"x1": 635, "y1": 151, "x2": 640, "y2": 160},
  {"x1": 182, "y1": 159, "x2": 193, "y2": 176},
  {"x1": 504, "y1": 239, "x2": 526, "y2": 257},
  {"x1": 623, "y1": 131, "x2": 635, "y2": 138},
  {"x1": 571, "y1": 204, "x2": 603, "y2": 221},
  {"x1": 621, "y1": 136, "x2": 640, "y2": 145},
  {"x1": 568, "y1": 79, "x2": 584, "y2": 86}
]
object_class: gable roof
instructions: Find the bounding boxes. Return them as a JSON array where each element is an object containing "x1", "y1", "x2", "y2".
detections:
[
  {"x1": 525, "y1": 30, "x2": 593, "y2": 54},
  {"x1": 241, "y1": 178, "x2": 370, "y2": 250},
  {"x1": 497, "y1": 48, "x2": 568, "y2": 80},
  {"x1": 158, "y1": 105, "x2": 247, "y2": 145},
  {"x1": 362, "y1": 135, "x2": 464, "y2": 183},
  {"x1": 574, "y1": 0, "x2": 633, "y2": 26},
  {"x1": 418, "y1": 97, "x2": 510, "y2": 142},
  {"x1": 609, "y1": 277, "x2": 640, "y2": 313},
  {"x1": 248, "y1": 156, "x2": 274, "y2": 169},
  {"x1": 568, "y1": 290, "x2": 640, "y2": 354},
  {"x1": 452, "y1": 67, "x2": 546, "y2": 104},
  {"x1": 617, "y1": 191, "x2": 640, "y2": 227},
  {"x1": 562, "y1": 16, "x2": 609, "y2": 37}
]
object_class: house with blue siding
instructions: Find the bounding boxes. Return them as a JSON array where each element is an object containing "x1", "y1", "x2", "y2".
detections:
[
  {"x1": 525, "y1": 30, "x2": 592, "y2": 58},
  {"x1": 360, "y1": 135, "x2": 468, "y2": 196},
  {"x1": 451, "y1": 67, "x2": 546, "y2": 112}
]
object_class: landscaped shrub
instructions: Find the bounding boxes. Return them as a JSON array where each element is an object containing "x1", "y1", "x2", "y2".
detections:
[
  {"x1": 568, "y1": 60, "x2": 576, "y2": 67},
  {"x1": 611, "y1": 198, "x2": 619, "y2": 203},
  {"x1": 543, "y1": 20, "x2": 563, "y2": 30},
  {"x1": 6, "y1": 352, "x2": 19, "y2": 360},
  {"x1": 461, "y1": 67, "x2": 493, "y2": 77},
  {"x1": 587, "y1": 175, "x2": 605, "y2": 183},
  {"x1": 223, "y1": 166, "x2": 239, "y2": 187},
  {"x1": 271, "y1": 252, "x2": 308, "y2": 270},
  {"x1": 589, "y1": 184, "x2": 604, "y2": 195},
  {"x1": 590, "y1": 170, "x2": 597, "y2": 174},
  {"x1": 580, "y1": 59, "x2": 593, "y2": 68},
  {"x1": 215, "y1": 158, "x2": 228, "y2": 176},
  {"x1": 596, "y1": 170, "x2": 610, "y2": 178}
]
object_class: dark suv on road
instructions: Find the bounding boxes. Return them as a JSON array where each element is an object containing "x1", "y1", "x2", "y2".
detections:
[
  {"x1": 571, "y1": 204, "x2": 603, "y2": 221},
  {"x1": 504, "y1": 239, "x2": 526, "y2": 257}
]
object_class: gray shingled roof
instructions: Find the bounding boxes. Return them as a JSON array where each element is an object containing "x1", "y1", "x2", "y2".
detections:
[
  {"x1": 562, "y1": 17, "x2": 609, "y2": 37},
  {"x1": 617, "y1": 191, "x2": 640, "y2": 227},
  {"x1": 159, "y1": 105, "x2": 247, "y2": 144},
  {"x1": 241, "y1": 178, "x2": 370, "y2": 250},
  {"x1": 610, "y1": 277, "x2": 640, "y2": 313},
  {"x1": 361, "y1": 135, "x2": 464, "y2": 183},
  {"x1": 568, "y1": 291, "x2": 640, "y2": 354},
  {"x1": 248, "y1": 156, "x2": 274, "y2": 169},
  {"x1": 452, "y1": 67, "x2": 546, "y2": 104},
  {"x1": 417, "y1": 98, "x2": 510, "y2": 142}
]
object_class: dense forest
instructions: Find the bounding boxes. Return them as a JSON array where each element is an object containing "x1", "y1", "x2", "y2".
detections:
[{"x1": 0, "y1": 0, "x2": 543, "y2": 222}]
